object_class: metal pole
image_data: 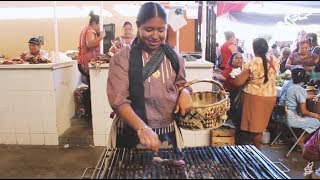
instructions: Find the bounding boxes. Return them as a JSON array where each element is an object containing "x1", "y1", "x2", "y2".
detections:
[
  {"x1": 100, "y1": 1, "x2": 104, "y2": 54},
  {"x1": 206, "y1": 1, "x2": 217, "y2": 63},
  {"x1": 201, "y1": 1, "x2": 207, "y2": 61},
  {"x1": 212, "y1": 1, "x2": 217, "y2": 63},
  {"x1": 53, "y1": 1, "x2": 59, "y2": 62}
]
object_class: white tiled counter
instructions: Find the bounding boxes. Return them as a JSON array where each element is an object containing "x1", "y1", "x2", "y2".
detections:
[
  {"x1": 90, "y1": 60, "x2": 214, "y2": 146},
  {"x1": 89, "y1": 63, "x2": 113, "y2": 146},
  {"x1": 0, "y1": 61, "x2": 81, "y2": 145}
]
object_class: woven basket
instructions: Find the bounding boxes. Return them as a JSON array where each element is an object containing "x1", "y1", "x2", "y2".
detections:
[{"x1": 177, "y1": 79, "x2": 230, "y2": 131}]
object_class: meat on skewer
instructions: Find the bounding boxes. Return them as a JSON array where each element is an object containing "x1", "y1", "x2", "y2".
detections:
[{"x1": 153, "y1": 156, "x2": 186, "y2": 167}]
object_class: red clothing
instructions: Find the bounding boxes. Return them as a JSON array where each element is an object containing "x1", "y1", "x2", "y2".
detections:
[
  {"x1": 78, "y1": 26, "x2": 100, "y2": 71},
  {"x1": 304, "y1": 128, "x2": 320, "y2": 159},
  {"x1": 221, "y1": 64, "x2": 236, "y2": 92},
  {"x1": 220, "y1": 41, "x2": 234, "y2": 69}
]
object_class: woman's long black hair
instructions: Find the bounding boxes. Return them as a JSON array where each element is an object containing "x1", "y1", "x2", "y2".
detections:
[{"x1": 253, "y1": 38, "x2": 269, "y2": 83}]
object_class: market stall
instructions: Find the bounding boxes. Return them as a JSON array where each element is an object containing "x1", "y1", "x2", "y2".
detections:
[
  {"x1": 89, "y1": 60, "x2": 214, "y2": 146},
  {"x1": 0, "y1": 61, "x2": 81, "y2": 145}
]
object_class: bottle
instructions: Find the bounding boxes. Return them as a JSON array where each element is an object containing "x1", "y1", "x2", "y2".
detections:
[{"x1": 261, "y1": 131, "x2": 270, "y2": 144}]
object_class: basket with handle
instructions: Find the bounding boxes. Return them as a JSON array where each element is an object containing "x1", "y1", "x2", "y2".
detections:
[{"x1": 177, "y1": 79, "x2": 230, "y2": 130}]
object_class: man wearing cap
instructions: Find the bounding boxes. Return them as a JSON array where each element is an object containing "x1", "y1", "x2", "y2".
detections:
[{"x1": 20, "y1": 37, "x2": 48, "y2": 61}]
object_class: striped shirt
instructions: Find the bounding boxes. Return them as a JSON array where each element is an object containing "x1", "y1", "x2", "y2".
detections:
[{"x1": 107, "y1": 46, "x2": 190, "y2": 128}]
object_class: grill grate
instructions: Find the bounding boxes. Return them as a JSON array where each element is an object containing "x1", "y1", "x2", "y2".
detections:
[{"x1": 89, "y1": 145, "x2": 290, "y2": 179}]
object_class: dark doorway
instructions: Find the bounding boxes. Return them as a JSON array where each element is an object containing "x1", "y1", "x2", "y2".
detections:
[
  {"x1": 103, "y1": 23, "x2": 115, "y2": 54},
  {"x1": 205, "y1": 1, "x2": 217, "y2": 63}
]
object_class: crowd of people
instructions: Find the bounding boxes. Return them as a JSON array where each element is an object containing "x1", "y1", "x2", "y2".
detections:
[
  {"x1": 213, "y1": 29, "x2": 320, "y2": 178},
  {"x1": 213, "y1": 29, "x2": 320, "y2": 151}
]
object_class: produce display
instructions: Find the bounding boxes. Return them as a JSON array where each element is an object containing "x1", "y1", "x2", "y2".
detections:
[
  {"x1": 26, "y1": 56, "x2": 51, "y2": 64},
  {"x1": 1, "y1": 60, "x2": 14, "y2": 64},
  {"x1": 278, "y1": 69, "x2": 292, "y2": 80},
  {"x1": 276, "y1": 76, "x2": 285, "y2": 87},
  {"x1": 0, "y1": 57, "x2": 51, "y2": 65},
  {"x1": 89, "y1": 54, "x2": 112, "y2": 72},
  {"x1": 276, "y1": 69, "x2": 292, "y2": 87},
  {"x1": 66, "y1": 52, "x2": 78, "y2": 60}
]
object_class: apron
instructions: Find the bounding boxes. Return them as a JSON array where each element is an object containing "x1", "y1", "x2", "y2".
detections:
[{"x1": 108, "y1": 116, "x2": 184, "y2": 149}]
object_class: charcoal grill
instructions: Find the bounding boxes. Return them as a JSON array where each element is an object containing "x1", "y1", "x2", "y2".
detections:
[{"x1": 83, "y1": 145, "x2": 290, "y2": 179}]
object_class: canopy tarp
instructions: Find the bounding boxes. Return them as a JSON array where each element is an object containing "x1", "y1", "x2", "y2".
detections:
[
  {"x1": 216, "y1": 1, "x2": 320, "y2": 25},
  {"x1": 274, "y1": 1, "x2": 320, "y2": 9},
  {"x1": 217, "y1": 1, "x2": 247, "y2": 16},
  {"x1": 216, "y1": 1, "x2": 320, "y2": 16},
  {"x1": 227, "y1": 12, "x2": 320, "y2": 26}
]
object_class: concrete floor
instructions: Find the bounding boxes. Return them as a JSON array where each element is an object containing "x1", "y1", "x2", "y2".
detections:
[
  {"x1": 260, "y1": 143, "x2": 318, "y2": 179},
  {"x1": 0, "y1": 144, "x2": 105, "y2": 179},
  {"x1": 0, "y1": 120, "x2": 318, "y2": 179}
]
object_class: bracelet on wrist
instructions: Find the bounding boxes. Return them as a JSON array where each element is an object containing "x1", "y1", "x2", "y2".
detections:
[{"x1": 137, "y1": 125, "x2": 151, "y2": 136}]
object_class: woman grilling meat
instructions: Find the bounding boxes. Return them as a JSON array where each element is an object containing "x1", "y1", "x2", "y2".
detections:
[{"x1": 107, "y1": 2, "x2": 193, "y2": 153}]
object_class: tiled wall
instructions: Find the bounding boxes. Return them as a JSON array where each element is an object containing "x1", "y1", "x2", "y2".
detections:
[
  {"x1": 90, "y1": 67, "x2": 113, "y2": 146},
  {"x1": 90, "y1": 61, "x2": 214, "y2": 147}
]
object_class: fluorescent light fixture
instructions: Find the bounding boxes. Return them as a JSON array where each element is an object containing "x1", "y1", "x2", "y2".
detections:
[
  {"x1": 80, "y1": 6, "x2": 112, "y2": 18},
  {"x1": 113, "y1": 4, "x2": 140, "y2": 17},
  {"x1": 169, "y1": 1, "x2": 197, "y2": 7},
  {"x1": 0, "y1": 6, "x2": 112, "y2": 19}
]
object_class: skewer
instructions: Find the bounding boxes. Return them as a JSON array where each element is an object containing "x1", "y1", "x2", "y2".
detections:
[{"x1": 111, "y1": 40, "x2": 119, "y2": 51}]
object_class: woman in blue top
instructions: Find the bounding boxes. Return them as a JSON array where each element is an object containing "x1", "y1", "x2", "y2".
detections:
[{"x1": 285, "y1": 66, "x2": 320, "y2": 146}]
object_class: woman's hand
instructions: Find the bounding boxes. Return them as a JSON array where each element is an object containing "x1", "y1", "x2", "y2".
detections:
[
  {"x1": 230, "y1": 68, "x2": 250, "y2": 87},
  {"x1": 99, "y1": 30, "x2": 106, "y2": 39},
  {"x1": 303, "y1": 65, "x2": 314, "y2": 72},
  {"x1": 137, "y1": 127, "x2": 160, "y2": 153},
  {"x1": 213, "y1": 74, "x2": 226, "y2": 82},
  {"x1": 175, "y1": 88, "x2": 193, "y2": 117}
]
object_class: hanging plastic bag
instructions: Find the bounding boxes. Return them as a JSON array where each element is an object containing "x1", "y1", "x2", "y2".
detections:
[{"x1": 73, "y1": 83, "x2": 91, "y2": 121}]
